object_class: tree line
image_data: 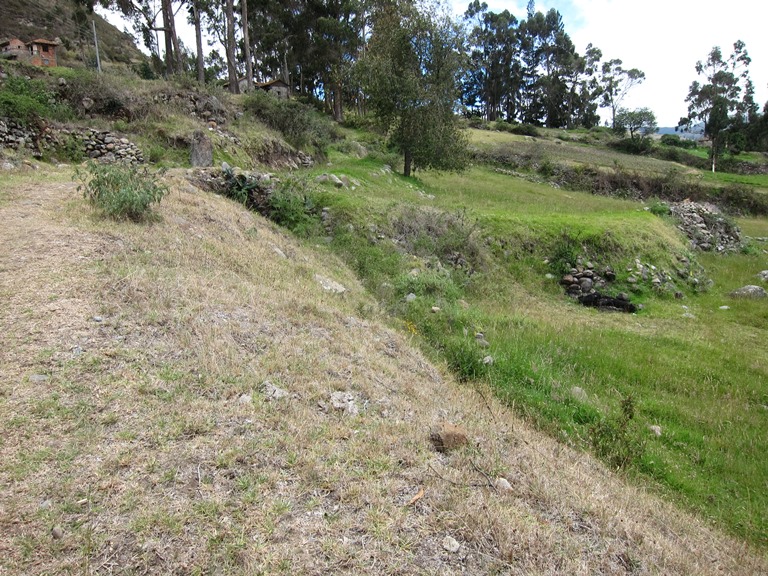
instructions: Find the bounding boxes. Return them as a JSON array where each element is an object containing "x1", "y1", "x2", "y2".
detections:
[{"x1": 82, "y1": 0, "x2": 768, "y2": 173}]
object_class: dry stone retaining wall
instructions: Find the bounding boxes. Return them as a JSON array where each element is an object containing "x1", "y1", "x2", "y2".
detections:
[{"x1": 0, "y1": 118, "x2": 143, "y2": 164}]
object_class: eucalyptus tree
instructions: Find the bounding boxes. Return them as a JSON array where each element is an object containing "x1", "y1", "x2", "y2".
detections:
[
  {"x1": 463, "y1": 1, "x2": 520, "y2": 121},
  {"x1": 598, "y1": 58, "x2": 645, "y2": 128},
  {"x1": 679, "y1": 40, "x2": 753, "y2": 172}
]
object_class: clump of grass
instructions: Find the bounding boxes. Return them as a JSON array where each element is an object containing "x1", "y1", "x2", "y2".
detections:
[{"x1": 75, "y1": 162, "x2": 168, "y2": 221}]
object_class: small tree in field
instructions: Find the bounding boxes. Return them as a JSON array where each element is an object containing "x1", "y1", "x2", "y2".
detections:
[
  {"x1": 358, "y1": 3, "x2": 468, "y2": 177},
  {"x1": 614, "y1": 107, "x2": 657, "y2": 141}
]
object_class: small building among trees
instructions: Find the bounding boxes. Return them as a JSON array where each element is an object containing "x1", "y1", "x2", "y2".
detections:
[
  {"x1": 0, "y1": 37, "x2": 59, "y2": 67},
  {"x1": 255, "y1": 79, "x2": 290, "y2": 99}
]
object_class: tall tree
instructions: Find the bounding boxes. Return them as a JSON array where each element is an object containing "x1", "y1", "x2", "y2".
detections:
[
  {"x1": 463, "y1": 1, "x2": 519, "y2": 121},
  {"x1": 679, "y1": 40, "x2": 752, "y2": 172},
  {"x1": 189, "y1": 0, "x2": 205, "y2": 82},
  {"x1": 360, "y1": 2, "x2": 468, "y2": 177},
  {"x1": 240, "y1": 0, "x2": 253, "y2": 91},
  {"x1": 598, "y1": 59, "x2": 645, "y2": 128},
  {"x1": 224, "y1": 0, "x2": 239, "y2": 92}
]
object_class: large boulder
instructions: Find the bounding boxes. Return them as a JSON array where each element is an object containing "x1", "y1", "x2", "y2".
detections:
[
  {"x1": 190, "y1": 130, "x2": 213, "y2": 167},
  {"x1": 729, "y1": 285, "x2": 767, "y2": 299}
]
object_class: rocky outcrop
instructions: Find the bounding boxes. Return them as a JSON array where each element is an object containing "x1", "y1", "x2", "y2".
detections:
[{"x1": 669, "y1": 201, "x2": 741, "y2": 252}]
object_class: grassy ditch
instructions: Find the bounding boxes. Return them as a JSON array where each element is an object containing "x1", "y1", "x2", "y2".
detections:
[{"x1": 244, "y1": 151, "x2": 768, "y2": 548}]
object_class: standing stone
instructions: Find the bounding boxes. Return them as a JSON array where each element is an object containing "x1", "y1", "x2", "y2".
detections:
[{"x1": 190, "y1": 130, "x2": 213, "y2": 167}]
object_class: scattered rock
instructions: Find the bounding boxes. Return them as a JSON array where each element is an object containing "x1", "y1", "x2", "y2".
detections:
[
  {"x1": 315, "y1": 274, "x2": 346, "y2": 294},
  {"x1": 649, "y1": 425, "x2": 662, "y2": 437},
  {"x1": 719, "y1": 305, "x2": 730, "y2": 310},
  {"x1": 475, "y1": 333, "x2": 490, "y2": 348},
  {"x1": 570, "y1": 386, "x2": 588, "y2": 403},
  {"x1": 271, "y1": 245, "x2": 287, "y2": 259},
  {"x1": 442, "y1": 536, "x2": 461, "y2": 553},
  {"x1": 51, "y1": 526, "x2": 64, "y2": 540},
  {"x1": 261, "y1": 380, "x2": 289, "y2": 401},
  {"x1": 405, "y1": 293, "x2": 417, "y2": 303},
  {"x1": 670, "y1": 201, "x2": 741, "y2": 252},
  {"x1": 729, "y1": 285, "x2": 767, "y2": 299},
  {"x1": 238, "y1": 393, "x2": 252, "y2": 405},
  {"x1": 431, "y1": 306, "x2": 441, "y2": 313},
  {"x1": 430, "y1": 421, "x2": 469, "y2": 453},
  {"x1": 330, "y1": 391, "x2": 359, "y2": 416},
  {"x1": 482, "y1": 355, "x2": 494, "y2": 365},
  {"x1": 92, "y1": 315, "x2": 103, "y2": 322},
  {"x1": 29, "y1": 374, "x2": 49, "y2": 383},
  {"x1": 758, "y1": 270, "x2": 768, "y2": 283},
  {"x1": 494, "y1": 477, "x2": 513, "y2": 492}
]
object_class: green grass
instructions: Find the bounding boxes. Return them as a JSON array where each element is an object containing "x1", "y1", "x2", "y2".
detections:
[{"x1": 293, "y1": 149, "x2": 768, "y2": 548}]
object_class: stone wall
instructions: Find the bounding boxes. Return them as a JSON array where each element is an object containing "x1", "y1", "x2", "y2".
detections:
[{"x1": 0, "y1": 118, "x2": 143, "y2": 164}]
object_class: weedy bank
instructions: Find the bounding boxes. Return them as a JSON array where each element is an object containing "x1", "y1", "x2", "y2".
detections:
[{"x1": 258, "y1": 137, "x2": 768, "y2": 548}]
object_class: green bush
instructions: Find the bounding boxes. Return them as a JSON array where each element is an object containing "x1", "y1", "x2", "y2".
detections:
[
  {"x1": 660, "y1": 133, "x2": 698, "y2": 149},
  {"x1": 242, "y1": 90, "x2": 335, "y2": 156},
  {"x1": 589, "y1": 395, "x2": 646, "y2": 469},
  {"x1": 0, "y1": 76, "x2": 72, "y2": 126},
  {"x1": 266, "y1": 177, "x2": 322, "y2": 237},
  {"x1": 76, "y1": 162, "x2": 168, "y2": 221},
  {"x1": 648, "y1": 199, "x2": 671, "y2": 216},
  {"x1": 609, "y1": 137, "x2": 654, "y2": 155},
  {"x1": 511, "y1": 123, "x2": 540, "y2": 137}
]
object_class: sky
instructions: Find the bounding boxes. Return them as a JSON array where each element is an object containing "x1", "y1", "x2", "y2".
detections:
[
  {"x1": 458, "y1": 0, "x2": 768, "y2": 126},
  {"x1": 100, "y1": 1, "x2": 767, "y2": 128}
]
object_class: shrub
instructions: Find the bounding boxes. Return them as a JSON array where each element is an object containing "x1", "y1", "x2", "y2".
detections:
[
  {"x1": 609, "y1": 137, "x2": 654, "y2": 155},
  {"x1": 76, "y1": 162, "x2": 168, "y2": 221},
  {"x1": 648, "y1": 199, "x2": 671, "y2": 216},
  {"x1": 242, "y1": 90, "x2": 335, "y2": 156},
  {"x1": 0, "y1": 76, "x2": 72, "y2": 126},
  {"x1": 660, "y1": 133, "x2": 698, "y2": 150},
  {"x1": 266, "y1": 177, "x2": 322, "y2": 237},
  {"x1": 589, "y1": 394, "x2": 646, "y2": 469},
  {"x1": 511, "y1": 123, "x2": 540, "y2": 137},
  {"x1": 390, "y1": 206, "x2": 482, "y2": 272}
]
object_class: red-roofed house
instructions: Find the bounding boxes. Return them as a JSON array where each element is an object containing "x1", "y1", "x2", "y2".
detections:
[{"x1": 0, "y1": 37, "x2": 59, "y2": 67}]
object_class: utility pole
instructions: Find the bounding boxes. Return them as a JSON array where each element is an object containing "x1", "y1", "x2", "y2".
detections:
[{"x1": 92, "y1": 20, "x2": 102, "y2": 73}]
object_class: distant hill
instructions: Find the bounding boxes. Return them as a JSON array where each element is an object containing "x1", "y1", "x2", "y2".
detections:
[
  {"x1": 0, "y1": 0, "x2": 144, "y2": 65},
  {"x1": 658, "y1": 124, "x2": 704, "y2": 140}
]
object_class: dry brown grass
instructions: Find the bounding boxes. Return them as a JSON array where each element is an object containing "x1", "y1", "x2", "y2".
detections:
[{"x1": 1, "y1": 165, "x2": 765, "y2": 575}]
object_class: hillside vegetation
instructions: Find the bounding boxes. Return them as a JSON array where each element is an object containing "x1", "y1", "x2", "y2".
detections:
[{"x1": 1, "y1": 64, "x2": 768, "y2": 572}]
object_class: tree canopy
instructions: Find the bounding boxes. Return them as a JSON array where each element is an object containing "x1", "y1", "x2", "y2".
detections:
[
  {"x1": 679, "y1": 40, "x2": 755, "y2": 172},
  {"x1": 359, "y1": 2, "x2": 468, "y2": 176}
]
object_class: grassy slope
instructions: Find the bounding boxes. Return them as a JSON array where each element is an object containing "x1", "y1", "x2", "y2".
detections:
[
  {"x1": 305, "y1": 132, "x2": 768, "y2": 548},
  {"x1": 1, "y1": 166, "x2": 767, "y2": 574}
]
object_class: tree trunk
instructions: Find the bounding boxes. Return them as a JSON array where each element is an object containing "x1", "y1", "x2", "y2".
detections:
[
  {"x1": 403, "y1": 149, "x2": 412, "y2": 177},
  {"x1": 193, "y1": 1, "x2": 204, "y2": 83},
  {"x1": 333, "y1": 81, "x2": 343, "y2": 123},
  {"x1": 225, "y1": 0, "x2": 239, "y2": 93},
  {"x1": 241, "y1": 0, "x2": 253, "y2": 91},
  {"x1": 161, "y1": 0, "x2": 174, "y2": 76}
]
